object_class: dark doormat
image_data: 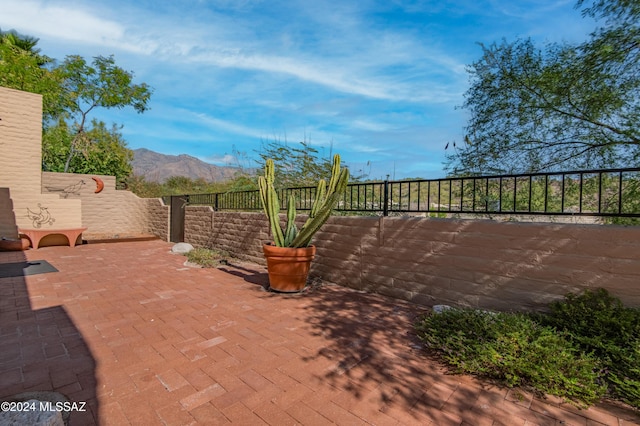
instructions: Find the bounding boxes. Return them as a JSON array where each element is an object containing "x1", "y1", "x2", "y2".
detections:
[{"x1": 0, "y1": 260, "x2": 59, "y2": 278}]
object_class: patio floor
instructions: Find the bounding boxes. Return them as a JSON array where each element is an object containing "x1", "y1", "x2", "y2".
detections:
[{"x1": 1, "y1": 239, "x2": 638, "y2": 425}]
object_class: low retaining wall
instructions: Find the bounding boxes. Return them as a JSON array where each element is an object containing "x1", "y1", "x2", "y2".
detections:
[
  {"x1": 185, "y1": 208, "x2": 269, "y2": 264},
  {"x1": 184, "y1": 207, "x2": 640, "y2": 311},
  {"x1": 147, "y1": 198, "x2": 169, "y2": 241}
]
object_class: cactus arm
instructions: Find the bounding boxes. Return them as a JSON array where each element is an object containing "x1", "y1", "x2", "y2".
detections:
[
  {"x1": 259, "y1": 159, "x2": 285, "y2": 247},
  {"x1": 268, "y1": 186, "x2": 285, "y2": 247},
  {"x1": 291, "y1": 203, "x2": 333, "y2": 247},
  {"x1": 327, "y1": 154, "x2": 341, "y2": 195},
  {"x1": 258, "y1": 176, "x2": 268, "y2": 215},
  {"x1": 283, "y1": 196, "x2": 298, "y2": 246},
  {"x1": 291, "y1": 166, "x2": 348, "y2": 247},
  {"x1": 309, "y1": 179, "x2": 326, "y2": 218}
]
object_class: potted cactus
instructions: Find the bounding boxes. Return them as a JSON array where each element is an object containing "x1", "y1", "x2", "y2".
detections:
[{"x1": 258, "y1": 154, "x2": 349, "y2": 292}]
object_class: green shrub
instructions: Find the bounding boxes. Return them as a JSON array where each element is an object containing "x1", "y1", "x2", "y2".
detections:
[
  {"x1": 415, "y1": 308, "x2": 605, "y2": 407},
  {"x1": 416, "y1": 289, "x2": 640, "y2": 409},
  {"x1": 184, "y1": 247, "x2": 230, "y2": 268},
  {"x1": 539, "y1": 288, "x2": 640, "y2": 407}
]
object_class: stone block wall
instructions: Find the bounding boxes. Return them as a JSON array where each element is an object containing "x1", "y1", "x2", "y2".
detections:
[
  {"x1": 184, "y1": 207, "x2": 213, "y2": 248},
  {"x1": 316, "y1": 217, "x2": 640, "y2": 311},
  {"x1": 184, "y1": 210, "x2": 640, "y2": 311},
  {"x1": 147, "y1": 198, "x2": 169, "y2": 241},
  {"x1": 185, "y1": 206, "x2": 269, "y2": 264}
]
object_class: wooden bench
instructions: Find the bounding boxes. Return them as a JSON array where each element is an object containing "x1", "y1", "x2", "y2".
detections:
[{"x1": 19, "y1": 228, "x2": 88, "y2": 250}]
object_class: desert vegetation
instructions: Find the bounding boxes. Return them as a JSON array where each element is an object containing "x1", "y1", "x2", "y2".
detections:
[{"x1": 415, "y1": 289, "x2": 640, "y2": 409}]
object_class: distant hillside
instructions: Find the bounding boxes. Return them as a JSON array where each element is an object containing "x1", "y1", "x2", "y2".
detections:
[{"x1": 132, "y1": 148, "x2": 247, "y2": 183}]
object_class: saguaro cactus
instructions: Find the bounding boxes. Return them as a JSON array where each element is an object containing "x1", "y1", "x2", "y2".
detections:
[{"x1": 258, "y1": 154, "x2": 349, "y2": 248}]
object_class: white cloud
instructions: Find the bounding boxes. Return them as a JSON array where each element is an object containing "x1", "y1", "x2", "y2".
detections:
[
  {"x1": 188, "y1": 50, "x2": 409, "y2": 101},
  {"x1": 352, "y1": 119, "x2": 392, "y2": 132},
  {"x1": 191, "y1": 112, "x2": 264, "y2": 139},
  {"x1": 0, "y1": 0, "x2": 595, "y2": 179},
  {"x1": 1, "y1": 0, "x2": 467, "y2": 103},
  {"x1": 2, "y1": 0, "x2": 127, "y2": 48},
  {"x1": 350, "y1": 143, "x2": 384, "y2": 154},
  {"x1": 205, "y1": 154, "x2": 240, "y2": 166}
]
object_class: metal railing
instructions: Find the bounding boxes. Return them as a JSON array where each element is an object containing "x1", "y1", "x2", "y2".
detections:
[{"x1": 181, "y1": 167, "x2": 640, "y2": 218}]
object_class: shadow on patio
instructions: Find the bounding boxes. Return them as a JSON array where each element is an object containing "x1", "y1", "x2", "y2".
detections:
[
  {"x1": 221, "y1": 255, "x2": 640, "y2": 425},
  {"x1": 299, "y1": 284, "x2": 516, "y2": 424},
  {"x1": 0, "y1": 249, "x2": 99, "y2": 425},
  {"x1": 2, "y1": 239, "x2": 637, "y2": 425}
]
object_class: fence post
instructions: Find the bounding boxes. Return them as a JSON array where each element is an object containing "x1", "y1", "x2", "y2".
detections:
[
  {"x1": 383, "y1": 180, "x2": 389, "y2": 216},
  {"x1": 214, "y1": 193, "x2": 219, "y2": 211}
]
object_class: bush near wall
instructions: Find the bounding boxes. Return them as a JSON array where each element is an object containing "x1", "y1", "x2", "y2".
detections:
[{"x1": 415, "y1": 289, "x2": 640, "y2": 409}]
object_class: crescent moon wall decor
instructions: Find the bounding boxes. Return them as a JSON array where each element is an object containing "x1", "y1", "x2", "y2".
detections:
[{"x1": 92, "y1": 177, "x2": 105, "y2": 193}]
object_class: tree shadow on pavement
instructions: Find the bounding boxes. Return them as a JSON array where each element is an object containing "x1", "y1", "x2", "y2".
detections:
[
  {"x1": 0, "y1": 250, "x2": 99, "y2": 425},
  {"x1": 299, "y1": 283, "x2": 487, "y2": 421}
]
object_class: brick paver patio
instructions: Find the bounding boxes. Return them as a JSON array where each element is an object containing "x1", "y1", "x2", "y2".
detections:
[{"x1": 1, "y1": 239, "x2": 638, "y2": 425}]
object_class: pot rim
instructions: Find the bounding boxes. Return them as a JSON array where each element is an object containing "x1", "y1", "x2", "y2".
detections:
[
  {"x1": 263, "y1": 241, "x2": 315, "y2": 248},
  {"x1": 263, "y1": 242, "x2": 316, "y2": 256}
]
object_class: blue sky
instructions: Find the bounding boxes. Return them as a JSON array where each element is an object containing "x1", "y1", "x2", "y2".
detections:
[{"x1": 1, "y1": 0, "x2": 595, "y2": 180}]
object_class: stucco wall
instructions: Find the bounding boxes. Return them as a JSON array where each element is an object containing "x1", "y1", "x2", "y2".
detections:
[
  {"x1": 184, "y1": 208, "x2": 640, "y2": 311},
  {"x1": 0, "y1": 188, "x2": 19, "y2": 239},
  {"x1": 0, "y1": 87, "x2": 82, "y2": 233},
  {"x1": 0, "y1": 86, "x2": 169, "y2": 244},
  {"x1": 41, "y1": 172, "x2": 161, "y2": 238}
]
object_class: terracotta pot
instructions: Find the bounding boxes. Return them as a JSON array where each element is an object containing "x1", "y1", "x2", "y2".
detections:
[
  {"x1": 263, "y1": 243, "x2": 316, "y2": 292},
  {"x1": 0, "y1": 237, "x2": 30, "y2": 251}
]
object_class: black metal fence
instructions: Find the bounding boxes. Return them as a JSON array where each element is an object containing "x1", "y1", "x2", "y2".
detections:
[{"x1": 180, "y1": 167, "x2": 640, "y2": 218}]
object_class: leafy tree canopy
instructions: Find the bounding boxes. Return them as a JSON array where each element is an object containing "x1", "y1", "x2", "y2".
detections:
[
  {"x1": 0, "y1": 29, "x2": 64, "y2": 120},
  {"x1": 43, "y1": 119, "x2": 133, "y2": 182},
  {"x1": 0, "y1": 30, "x2": 152, "y2": 184},
  {"x1": 446, "y1": 0, "x2": 639, "y2": 175},
  {"x1": 52, "y1": 54, "x2": 152, "y2": 175}
]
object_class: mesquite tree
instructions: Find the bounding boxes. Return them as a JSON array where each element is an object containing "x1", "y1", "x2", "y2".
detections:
[
  {"x1": 54, "y1": 55, "x2": 152, "y2": 173},
  {"x1": 446, "y1": 0, "x2": 640, "y2": 175},
  {"x1": 0, "y1": 30, "x2": 152, "y2": 184}
]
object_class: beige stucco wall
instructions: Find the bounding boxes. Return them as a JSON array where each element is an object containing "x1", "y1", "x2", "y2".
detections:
[
  {"x1": 41, "y1": 171, "x2": 163, "y2": 238},
  {"x1": 0, "y1": 188, "x2": 19, "y2": 239},
  {"x1": 0, "y1": 86, "x2": 81, "y2": 233},
  {"x1": 0, "y1": 86, "x2": 170, "y2": 244},
  {"x1": 184, "y1": 208, "x2": 640, "y2": 311}
]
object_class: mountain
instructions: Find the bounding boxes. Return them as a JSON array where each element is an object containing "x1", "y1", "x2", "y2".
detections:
[{"x1": 132, "y1": 148, "x2": 245, "y2": 183}]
